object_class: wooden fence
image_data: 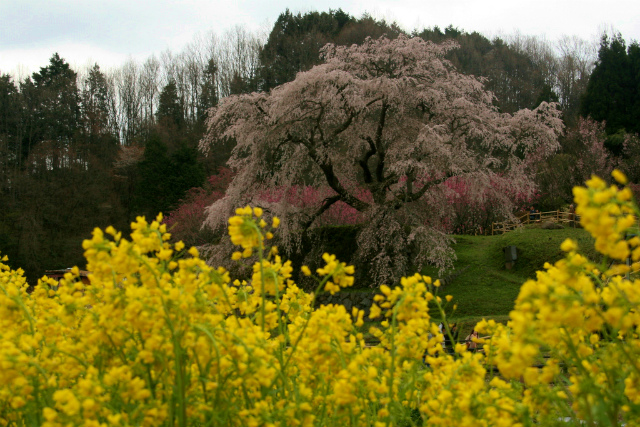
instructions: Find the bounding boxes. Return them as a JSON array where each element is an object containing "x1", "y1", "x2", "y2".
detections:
[
  {"x1": 492, "y1": 210, "x2": 640, "y2": 236},
  {"x1": 491, "y1": 210, "x2": 578, "y2": 235}
]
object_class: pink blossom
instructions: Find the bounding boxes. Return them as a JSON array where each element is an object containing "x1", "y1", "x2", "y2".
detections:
[{"x1": 200, "y1": 36, "x2": 563, "y2": 283}]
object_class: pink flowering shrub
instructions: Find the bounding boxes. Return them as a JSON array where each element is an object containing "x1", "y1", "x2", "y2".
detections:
[
  {"x1": 442, "y1": 176, "x2": 539, "y2": 235},
  {"x1": 536, "y1": 118, "x2": 617, "y2": 210},
  {"x1": 164, "y1": 168, "x2": 234, "y2": 246},
  {"x1": 257, "y1": 185, "x2": 369, "y2": 226},
  {"x1": 574, "y1": 118, "x2": 616, "y2": 181}
]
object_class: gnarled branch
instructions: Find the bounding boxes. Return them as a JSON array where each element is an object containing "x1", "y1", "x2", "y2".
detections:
[{"x1": 301, "y1": 195, "x2": 341, "y2": 229}]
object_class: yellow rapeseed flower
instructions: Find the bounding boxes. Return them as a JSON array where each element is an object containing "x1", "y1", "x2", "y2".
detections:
[
  {"x1": 3, "y1": 182, "x2": 640, "y2": 427},
  {"x1": 612, "y1": 169, "x2": 628, "y2": 185}
]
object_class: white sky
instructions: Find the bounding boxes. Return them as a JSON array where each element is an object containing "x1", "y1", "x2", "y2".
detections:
[{"x1": 1, "y1": 0, "x2": 639, "y2": 77}]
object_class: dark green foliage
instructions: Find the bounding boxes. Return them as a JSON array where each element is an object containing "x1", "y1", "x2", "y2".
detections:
[
  {"x1": 157, "y1": 79, "x2": 184, "y2": 128},
  {"x1": 535, "y1": 154, "x2": 578, "y2": 210},
  {"x1": 535, "y1": 83, "x2": 560, "y2": 106},
  {"x1": 581, "y1": 34, "x2": 640, "y2": 135},
  {"x1": 332, "y1": 13, "x2": 403, "y2": 46},
  {"x1": 136, "y1": 132, "x2": 205, "y2": 218},
  {"x1": 28, "y1": 53, "x2": 81, "y2": 151},
  {"x1": 258, "y1": 9, "x2": 353, "y2": 91},
  {"x1": 198, "y1": 59, "x2": 218, "y2": 122},
  {"x1": 82, "y1": 64, "x2": 111, "y2": 137},
  {"x1": 0, "y1": 156, "x2": 128, "y2": 283},
  {"x1": 228, "y1": 71, "x2": 256, "y2": 96},
  {"x1": 257, "y1": 9, "x2": 403, "y2": 92},
  {"x1": 0, "y1": 74, "x2": 20, "y2": 142},
  {"x1": 81, "y1": 65, "x2": 120, "y2": 164},
  {"x1": 605, "y1": 129, "x2": 628, "y2": 156},
  {"x1": 0, "y1": 74, "x2": 21, "y2": 173},
  {"x1": 416, "y1": 29, "x2": 550, "y2": 113}
]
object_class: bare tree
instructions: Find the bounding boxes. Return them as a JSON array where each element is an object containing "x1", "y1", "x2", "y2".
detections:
[
  {"x1": 113, "y1": 60, "x2": 142, "y2": 145},
  {"x1": 556, "y1": 35, "x2": 596, "y2": 122},
  {"x1": 139, "y1": 55, "x2": 161, "y2": 126},
  {"x1": 180, "y1": 39, "x2": 208, "y2": 123},
  {"x1": 216, "y1": 25, "x2": 264, "y2": 97}
]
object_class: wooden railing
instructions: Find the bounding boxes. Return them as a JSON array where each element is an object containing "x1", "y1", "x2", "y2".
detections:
[
  {"x1": 492, "y1": 211, "x2": 640, "y2": 236},
  {"x1": 491, "y1": 210, "x2": 578, "y2": 235}
]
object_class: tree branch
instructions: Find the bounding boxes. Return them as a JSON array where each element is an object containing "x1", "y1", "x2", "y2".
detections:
[
  {"x1": 332, "y1": 112, "x2": 355, "y2": 137},
  {"x1": 305, "y1": 143, "x2": 369, "y2": 212},
  {"x1": 301, "y1": 195, "x2": 341, "y2": 229},
  {"x1": 374, "y1": 102, "x2": 389, "y2": 183},
  {"x1": 358, "y1": 136, "x2": 377, "y2": 183},
  {"x1": 392, "y1": 172, "x2": 453, "y2": 209},
  {"x1": 359, "y1": 159, "x2": 373, "y2": 183}
]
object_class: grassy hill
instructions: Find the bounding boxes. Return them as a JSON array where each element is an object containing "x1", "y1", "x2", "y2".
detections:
[{"x1": 419, "y1": 225, "x2": 602, "y2": 335}]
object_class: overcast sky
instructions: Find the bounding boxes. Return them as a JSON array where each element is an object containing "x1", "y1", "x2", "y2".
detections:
[{"x1": 2, "y1": 0, "x2": 639, "y2": 77}]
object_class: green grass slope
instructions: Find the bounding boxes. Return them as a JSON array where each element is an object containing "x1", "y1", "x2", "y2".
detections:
[{"x1": 421, "y1": 226, "x2": 599, "y2": 331}]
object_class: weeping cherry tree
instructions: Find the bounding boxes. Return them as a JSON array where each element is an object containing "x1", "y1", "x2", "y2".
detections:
[{"x1": 200, "y1": 35, "x2": 563, "y2": 284}]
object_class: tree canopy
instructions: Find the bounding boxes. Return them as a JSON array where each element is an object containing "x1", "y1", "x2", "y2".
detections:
[
  {"x1": 201, "y1": 36, "x2": 563, "y2": 283},
  {"x1": 257, "y1": 9, "x2": 402, "y2": 92},
  {"x1": 581, "y1": 34, "x2": 640, "y2": 135}
]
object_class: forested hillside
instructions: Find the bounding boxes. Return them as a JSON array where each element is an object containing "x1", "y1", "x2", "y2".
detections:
[{"x1": 1, "y1": 9, "x2": 639, "y2": 283}]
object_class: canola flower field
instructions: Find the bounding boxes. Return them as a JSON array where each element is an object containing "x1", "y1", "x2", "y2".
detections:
[{"x1": 1, "y1": 171, "x2": 640, "y2": 426}]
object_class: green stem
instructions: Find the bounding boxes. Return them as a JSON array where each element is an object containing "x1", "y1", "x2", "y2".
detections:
[
  {"x1": 276, "y1": 272, "x2": 335, "y2": 382},
  {"x1": 161, "y1": 295, "x2": 187, "y2": 427}
]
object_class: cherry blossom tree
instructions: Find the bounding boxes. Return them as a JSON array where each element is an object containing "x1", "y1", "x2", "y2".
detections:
[{"x1": 200, "y1": 35, "x2": 563, "y2": 284}]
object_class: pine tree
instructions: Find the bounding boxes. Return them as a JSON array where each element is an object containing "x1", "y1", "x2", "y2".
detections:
[
  {"x1": 581, "y1": 34, "x2": 640, "y2": 135},
  {"x1": 156, "y1": 79, "x2": 184, "y2": 128}
]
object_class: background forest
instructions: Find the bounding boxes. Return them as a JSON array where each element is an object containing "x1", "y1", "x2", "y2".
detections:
[{"x1": 1, "y1": 9, "x2": 639, "y2": 284}]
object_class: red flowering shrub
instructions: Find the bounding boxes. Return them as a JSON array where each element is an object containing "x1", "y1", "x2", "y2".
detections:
[
  {"x1": 442, "y1": 176, "x2": 539, "y2": 235},
  {"x1": 164, "y1": 168, "x2": 234, "y2": 246}
]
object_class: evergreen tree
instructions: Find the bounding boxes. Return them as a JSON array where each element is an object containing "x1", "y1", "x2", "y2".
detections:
[
  {"x1": 0, "y1": 74, "x2": 21, "y2": 168},
  {"x1": 82, "y1": 64, "x2": 111, "y2": 136},
  {"x1": 30, "y1": 53, "x2": 81, "y2": 150},
  {"x1": 581, "y1": 34, "x2": 640, "y2": 135},
  {"x1": 81, "y1": 64, "x2": 119, "y2": 162},
  {"x1": 258, "y1": 9, "x2": 354, "y2": 91},
  {"x1": 0, "y1": 75, "x2": 22, "y2": 269},
  {"x1": 228, "y1": 71, "x2": 253, "y2": 96},
  {"x1": 156, "y1": 79, "x2": 184, "y2": 128},
  {"x1": 198, "y1": 59, "x2": 218, "y2": 122},
  {"x1": 136, "y1": 132, "x2": 205, "y2": 217},
  {"x1": 136, "y1": 134, "x2": 172, "y2": 216}
]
